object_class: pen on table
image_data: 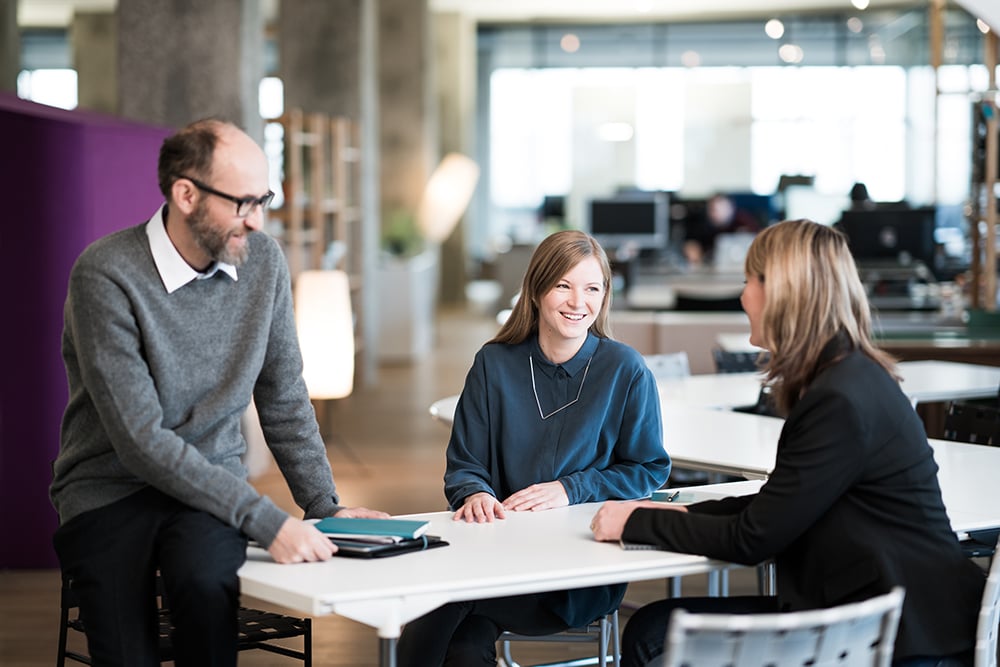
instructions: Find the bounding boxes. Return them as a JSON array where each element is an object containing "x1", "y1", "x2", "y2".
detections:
[{"x1": 665, "y1": 490, "x2": 680, "y2": 502}]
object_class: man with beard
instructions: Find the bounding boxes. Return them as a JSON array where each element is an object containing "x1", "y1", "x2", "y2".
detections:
[{"x1": 49, "y1": 119, "x2": 386, "y2": 666}]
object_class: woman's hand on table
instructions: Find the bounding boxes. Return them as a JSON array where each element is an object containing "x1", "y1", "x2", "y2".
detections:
[{"x1": 454, "y1": 492, "x2": 507, "y2": 523}]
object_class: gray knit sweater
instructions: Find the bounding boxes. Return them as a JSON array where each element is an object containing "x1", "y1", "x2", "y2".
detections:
[{"x1": 50, "y1": 217, "x2": 341, "y2": 547}]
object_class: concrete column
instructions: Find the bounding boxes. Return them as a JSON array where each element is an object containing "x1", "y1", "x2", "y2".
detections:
[
  {"x1": 280, "y1": 0, "x2": 381, "y2": 383},
  {"x1": 117, "y1": 0, "x2": 264, "y2": 138},
  {"x1": 71, "y1": 12, "x2": 117, "y2": 114},
  {"x1": 378, "y1": 0, "x2": 434, "y2": 225},
  {"x1": 432, "y1": 12, "x2": 477, "y2": 305},
  {"x1": 0, "y1": 0, "x2": 19, "y2": 93}
]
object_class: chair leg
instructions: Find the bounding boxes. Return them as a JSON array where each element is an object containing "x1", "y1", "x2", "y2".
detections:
[
  {"x1": 56, "y1": 592, "x2": 69, "y2": 667},
  {"x1": 501, "y1": 637, "x2": 519, "y2": 667},
  {"x1": 304, "y1": 617, "x2": 312, "y2": 667},
  {"x1": 756, "y1": 561, "x2": 776, "y2": 596},
  {"x1": 610, "y1": 610, "x2": 621, "y2": 667},
  {"x1": 598, "y1": 615, "x2": 609, "y2": 664}
]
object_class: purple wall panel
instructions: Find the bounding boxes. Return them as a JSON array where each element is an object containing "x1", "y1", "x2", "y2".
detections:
[{"x1": 0, "y1": 93, "x2": 171, "y2": 567}]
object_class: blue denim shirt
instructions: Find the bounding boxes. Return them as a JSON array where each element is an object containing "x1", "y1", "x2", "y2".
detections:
[{"x1": 445, "y1": 332, "x2": 670, "y2": 509}]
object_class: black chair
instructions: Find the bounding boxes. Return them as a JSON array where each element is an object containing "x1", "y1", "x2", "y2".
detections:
[
  {"x1": 943, "y1": 400, "x2": 1000, "y2": 446},
  {"x1": 942, "y1": 400, "x2": 1000, "y2": 563},
  {"x1": 57, "y1": 573, "x2": 312, "y2": 666},
  {"x1": 732, "y1": 386, "x2": 780, "y2": 419},
  {"x1": 711, "y1": 348, "x2": 768, "y2": 374}
]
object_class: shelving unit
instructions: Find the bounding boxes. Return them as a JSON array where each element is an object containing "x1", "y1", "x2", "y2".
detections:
[
  {"x1": 967, "y1": 34, "x2": 999, "y2": 311},
  {"x1": 266, "y1": 108, "x2": 367, "y2": 383}
]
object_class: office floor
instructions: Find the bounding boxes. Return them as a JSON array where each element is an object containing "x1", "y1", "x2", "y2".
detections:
[{"x1": 0, "y1": 305, "x2": 757, "y2": 666}]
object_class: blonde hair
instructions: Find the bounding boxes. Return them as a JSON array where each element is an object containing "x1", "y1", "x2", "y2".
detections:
[
  {"x1": 745, "y1": 219, "x2": 896, "y2": 413},
  {"x1": 489, "y1": 230, "x2": 613, "y2": 345}
]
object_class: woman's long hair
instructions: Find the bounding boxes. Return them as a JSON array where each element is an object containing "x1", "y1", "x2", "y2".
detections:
[
  {"x1": 489, "y1": 230, "x2": 613, "y2": 346},
  {"x1": 746, "y1": 219, "x2": 897, "y2": 413}
]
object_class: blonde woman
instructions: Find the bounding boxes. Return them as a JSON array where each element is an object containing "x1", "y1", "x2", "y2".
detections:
[{"x1": 592, "y1": 219, "x2": 984, "y2": 667}]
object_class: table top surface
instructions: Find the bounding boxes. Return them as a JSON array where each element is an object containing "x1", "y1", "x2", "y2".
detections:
[{"x1": 238, "y1": 498, "x2": 732, "y2": 629}]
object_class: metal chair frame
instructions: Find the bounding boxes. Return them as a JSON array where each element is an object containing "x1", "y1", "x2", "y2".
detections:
[
  {"x1": 976, "y1": 536, "x2": 1000, "y2": 667},
  {"x1": 662, "y1": 586, "x2": 904, "y2": 667},
  {"x1": 499, "y1": 609, "x2": 619, "y2": 667},
  {"x1": 56, "y1": 573, "x2": 312, "y2": 666}
]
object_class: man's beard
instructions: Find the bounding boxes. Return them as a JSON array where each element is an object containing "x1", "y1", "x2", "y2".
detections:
[{"x1": 187, "y1": 201, "x2": 250, "y2": 267}]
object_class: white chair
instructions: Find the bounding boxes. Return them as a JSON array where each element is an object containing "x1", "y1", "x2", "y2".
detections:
[
  {"x1": 976, "y1": 536, "x2": 1000, "y2": 667},
  {"x1": 662, "y1": 586, "x2": 904, "y2": 667},
  {"x1": 643, "y1": 352, "x2": 691, "y2": 380}
]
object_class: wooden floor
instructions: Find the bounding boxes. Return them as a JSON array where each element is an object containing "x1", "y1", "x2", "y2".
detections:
[{"x1": 0, "y1": 305, "x2": 757, "y2": 666}]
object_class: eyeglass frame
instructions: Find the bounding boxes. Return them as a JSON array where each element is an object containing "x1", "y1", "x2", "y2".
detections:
[{"x1": 175, "y1": 174, "x2": 274, "y2": 218}]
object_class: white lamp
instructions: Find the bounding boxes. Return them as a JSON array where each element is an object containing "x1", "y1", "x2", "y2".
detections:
[
  {"x1": 416, "y1": 152, "x2": 480, "y2": 243},
  {"x1": 295, "y1": 269, "x2": 354, "y2": 399}
]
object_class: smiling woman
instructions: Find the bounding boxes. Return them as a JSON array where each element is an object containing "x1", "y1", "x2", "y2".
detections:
[{"x1": 394, "y1": 229, "x2": 671, "y2": 667}]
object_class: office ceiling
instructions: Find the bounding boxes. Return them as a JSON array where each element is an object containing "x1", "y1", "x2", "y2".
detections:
[{"x1": 16, "y1": 0, "x2": 999, "y2": 32}]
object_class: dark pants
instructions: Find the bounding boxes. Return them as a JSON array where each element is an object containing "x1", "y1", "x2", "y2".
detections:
[
  {"x1": 621, "y1": 596, "x2": 973, "y2": 667},
  {"x1": 396, "y1": 592, "x2": 584, "y2": 667},
  {"x1": 54, "y1": 486, "x2": 248, "y2": 667}
]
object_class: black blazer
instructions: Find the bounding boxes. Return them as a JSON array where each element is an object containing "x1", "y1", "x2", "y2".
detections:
[{"x1": 623, "y1": 350, "x2": 985, "y2": 659}]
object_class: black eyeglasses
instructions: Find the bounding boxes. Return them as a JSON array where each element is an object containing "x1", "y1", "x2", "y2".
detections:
[{"x1": 177, "y1": 174, "x2": 274, "y2": 218}]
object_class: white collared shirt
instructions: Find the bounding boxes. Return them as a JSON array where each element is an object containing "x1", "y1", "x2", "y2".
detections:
[{"x1": 146, "y1": 205, "x2": 238, "y2": 294}]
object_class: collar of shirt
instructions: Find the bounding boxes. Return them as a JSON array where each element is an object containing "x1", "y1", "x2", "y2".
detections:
[
  {"x1": 530, "y1": 332, "x2": 600, "y2": 377},
  {"x1": 146, "y1": 204, "x2": 239, "y2": 294}
]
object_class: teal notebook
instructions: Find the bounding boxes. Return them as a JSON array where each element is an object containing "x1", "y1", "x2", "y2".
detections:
[{"x1": 314, "y1": 517, "x2": 430, "y2": 542}]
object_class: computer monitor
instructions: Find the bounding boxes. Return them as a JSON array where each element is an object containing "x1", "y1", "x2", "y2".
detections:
[
  {"x1": 837, "y1": 207, "x2": 937, "y2": 268},
  {"x1": 588, "y1": 192, "x2": 669, "y2": 251},
  {"x1": 539, "y1": 195, "x2": 566, "y2": 222}
]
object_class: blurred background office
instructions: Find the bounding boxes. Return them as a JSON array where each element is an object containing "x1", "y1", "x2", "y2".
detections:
[{"x1": 3, "y1": 0, "x2": 1000, "y2": 571}]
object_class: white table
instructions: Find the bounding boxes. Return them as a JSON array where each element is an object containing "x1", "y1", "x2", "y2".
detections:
[
  {"x1": 238, "y1": 502, "x2": 731, "y2": 666},
  {"x1": 659, "y1": 402, "x2": 1000, "y2": 535},
  {"x1": 657, "y1": 360, "x2": 1000, "y2": 410},
  {"x1": 431, "y1": 361, "x2": 1000, "y2": 421}
]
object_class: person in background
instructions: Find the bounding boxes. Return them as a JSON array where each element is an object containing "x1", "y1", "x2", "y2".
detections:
[
  {"x1": 50, "y1": 118, "x2": 387, "y2": 666},
  {"x1": 397, "y1": 229, "x2": 671, "y2": 667},
  {"x1": 591, "y1": 219, "x2": 984, "y2": 667},
  {"x1": 683, "y1": 193, "x2": 760, "y2": 266},
  {"x1": 849, "y1": 181, "x2": 876, "y2": 210}
]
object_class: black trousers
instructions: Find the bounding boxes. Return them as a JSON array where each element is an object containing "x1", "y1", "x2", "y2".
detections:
[{"x1": 53, "y1": 486, "x2": 248, "y2": 667}]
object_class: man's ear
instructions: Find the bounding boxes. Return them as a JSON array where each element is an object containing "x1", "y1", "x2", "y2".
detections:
[{"x1": 171, "y1": 178, "x2": 199, "y2": 215}]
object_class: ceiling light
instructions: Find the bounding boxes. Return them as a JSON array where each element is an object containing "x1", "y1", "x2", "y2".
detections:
[
  {"x1": 597, "y1": 122, "x2": 634, "y2": 142},
  {"x1": 778, "y1": 44, "x2": 804, "y2": 64},
  {"x1": 851, "y1": 0, "x2": 870, "y2": 10},
  {"x1": 681, "y1": 50, "x2": 701, "y2": 67},
  {"x1": 977, "y1": 19, "x2": 991, "y2": 34},
  {"x1": 765, "y1": 19, "x2": 785, "y2": 40},
  {"x1": 560, "y1": 33, "x2": 580, "y2": 53},
  {"x1": 847, "y1": 17, "x2": 864, "y2": 33}
]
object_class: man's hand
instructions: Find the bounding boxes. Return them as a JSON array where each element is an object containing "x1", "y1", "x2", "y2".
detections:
[
  {"x1": 502, "y1": 481, "x2": 568, "y2": 512},
  {"x1": 333, "y1": 506, "x2": 391, "y2": 519},
  {"x1": 453, "y1": 492, "x2": 506, "y2": 523},
  {"x1": 268, "y1": 517, "x2": 337, "y2": 564}
]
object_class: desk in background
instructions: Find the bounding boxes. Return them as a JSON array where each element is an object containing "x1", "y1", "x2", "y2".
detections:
[
  {"x1": 430, "y1": 361, "x2": 1000, "y2": 425},
  {"x1": 658, "y1": 401, "x2": 1000, "y2": 536}
]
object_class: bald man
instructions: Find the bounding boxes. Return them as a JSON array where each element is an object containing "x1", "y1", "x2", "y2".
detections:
[{"x1": 51, "y1": 119, "x2": 385, "y2": 665}]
